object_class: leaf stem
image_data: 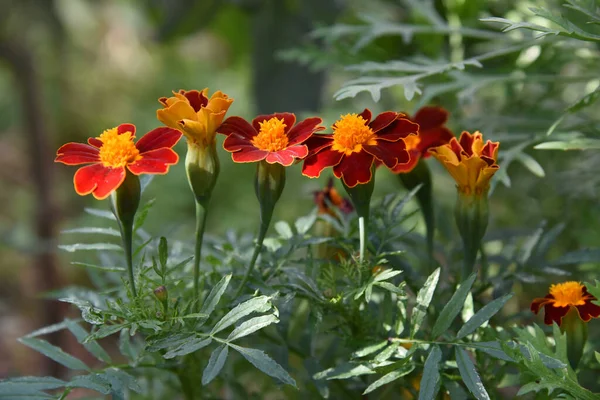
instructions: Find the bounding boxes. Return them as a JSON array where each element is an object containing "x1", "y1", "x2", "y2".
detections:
[
  {"x1": 193, "y1": 200, "x2": 209, "y2": 307},
  {"x1": 118, "y1": 215, "x2": 136, "y2": 298},
  {"x1": 235, "y1": 218, "x2": 270, "y2": 298}
]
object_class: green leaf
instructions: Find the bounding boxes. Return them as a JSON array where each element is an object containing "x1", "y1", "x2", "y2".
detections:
[
  {"x1": 210, "y1": 295, "x2": 272, "y2": 335},
  {"x1": 146, "y1": 333, "x2": 195, "y2": 352},
  {"x1": 468, "y1": 341, "x2": 514, "y2": 362},
  {"x1": 515, "y1": 153, "x2": 545, "y2": 178},
  {"x1": 431, "y1": 273, "x2": 477, "y2": 338},
  {"x1": 363, "y1": 363, "x2": 415, "y2": 395},
  {"x1": 202, "y1": 345, "x2": 229, "y2": 385},
  {"x1": 18, "y1": 337, "x2": 89, "y2": 371},
  {"x1": 456, "y1": 294, "x2": 513, "y2": 339},
  {"x1": 199, "y1": 274, "x2": 232, "y2": 319},
  {"x1": 67, "y1": 374, "x2": 111, "y2": 395},
  {"x1": 314, "y1": 363, "x2": 375, "y2": 380},
  {"x1": 227, "y1": 314, "x2": 279, "y2": 341},
  {"x1": 70, "y1": 262, "x2": 125, "y2": 272},
  {"x1": 133, "y1": 198, "x2": 155, "y2": 232},
  {"x1": 352, "y1": 341, "x2": 388, "y2": 358},
  {"x1": 374, "y1": 281, "x2": 405, "y2": 295},
  {"x1": 418, "y1": 346, "x2": 442, "y2": 400},
  {"x1": 553, "y1": 249, "x2": 600, "y2": 265},
  {"x1": 373, "y1": 269, "x2": 403, "y2": 282},
  {"x1": 411, "y1": 268, "x2": 440, "y2": 338},
  {"x1": 61, "y1": 227, "x2": 120, "y2": 236},
  {"x1": 65, "y1": 320, "x2": 111, "y2": 364},
  {"x1": 0, "y1": 377, "x2": 66, "y2": 393},
  {"x1": 84, "y1": 208, "x2": 116, "y2": 220},
  {"x1": 455, "y1": 348, "x2": 490, "y2": 400},
  {"x1": 163, "y1": 337, "x2": 212, "y2": 359},
  {"x1": 158, "y1": 237, "x2": 168, "y2": 270},
  {"x1": 58, "y1": 243, "x2": 122, "y2": 253},
  {"x1": 274, "y1": 221, "x2": 293, "y2": 239},
  {"x1": 535, "y1": 138, "x2": 600, "y2": 151},
  {"x1": 294, "y1": 212, "x2": 317, "y2": 234},
  {"x1": 85, "y1": 324, "x2": 126, "y2": 341},
  {"x1": 229, "y1": 343, "x2": 297, "y2": 387}
]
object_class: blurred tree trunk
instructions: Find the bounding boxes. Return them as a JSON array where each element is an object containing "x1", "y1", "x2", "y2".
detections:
[
  {"x1": 251, "y1": 0, "x2": 340, "y2": 114},
  {"x1": 0, "y1": 39, "x2": 65, "y2": 378}
]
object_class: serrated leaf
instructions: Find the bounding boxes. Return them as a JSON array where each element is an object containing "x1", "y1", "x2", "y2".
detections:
[
  {"x1": 62, "y1": 227, "x2": 121, "y2": 236},
  {"x1": 199, "y1": 274, "x2": 232, "y2": 319},
  {"x1": 211, "y1": 296, "x2": 272, "y2": 335},
  {"x1": 86, "y1": 324, "x2": 126, "y2": 341},
  {"x1": 146, "y1": 333, "x2": 195, "y2": 352},
  {"x1": 363, "y1": 363, "x2": 414, "y2": 395},
  {"x1": 67, "y1": 374, "x2": 111, "y2": 395},
  {"x1": 65, "y1": 320, "x2": 111, "y2": 364},
  {"x1": 373, "y1": 269, "x2": 403, "y2": 282},
  {"x1": 431, "y1": 274, "x2": 476, "y2": 338},
  {"x1": 553, "y1": 249, "x2": 600, "y2": 265},
  {"x1": 58, "y1": 243, "x2": 122, "y2": 253},
  {"x1": 469, "y1": 341, "x2": 514, "y2": 362},
  {"x1": 374, "y1": 281, "x2": 405, "y2": 295},
  {"x1": 18, "y1": 337, "x2": 89, "y2": 371},
  {"x1": 133, "y1": 198, "x2": 155, "y2": 232},
  {"x1": 202, "y1": 345, "x2": 229, "y2": 385},
  {"x1": 229, "y1": 343, "x2": 296, "y2": 387},
  {"x1": 227, "y1": 314, "x2": 279, "y2": 341},
  {"x1": 70, "y1": 262, "x2": 125, "y2": 272},
  {"x1": 455, "y1": 348, "x2": 490, "y2": 400},
  {"x1": 314, "y1": 363, "x2": 375, "y2": 380},
  {"x1": 84, "y1": 208, "x2": 116, "y2": 220},
  {"x1": 352, "y1": 341, "x2": 388, "y2": 358},
  {"x1": 0, "y1": 377, "x2": 66, "y2": 393},
  {"x1": 456, "y1": 294, "x2": 513, "y2": 339},
  {"x1": 418, "y1": 346, "x2": 442, "y2": 400},
  {"x1": 158, "y1": 237, "x2": 168, "y2": 269},
  {"x1": 535, "y1": 138, "x2": 600, "y2": 151},
  {"x1": 295, "y1": 212, "x2": 317, "y2": 234},
  {"x1": 411, "y1": 268, "x2": 440, "y2": 338},
  {"x1": 515, "y1": 153, "x2": 545, "y2": 177},
  {"x1": 163, "y1": 337, "x2": 212, "y2": 359},
  {"x1": 274, "y1": 221, "x2": 293, "y2": 239}
]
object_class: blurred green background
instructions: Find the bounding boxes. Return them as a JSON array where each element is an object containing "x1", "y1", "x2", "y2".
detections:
[{"x1": 2, "y1": 0, "x2": 600, "y2": 382}]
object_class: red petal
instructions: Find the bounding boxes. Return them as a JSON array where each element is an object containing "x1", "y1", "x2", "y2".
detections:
[
  {"x1": 363, "y1": 139, "x2": 409, "y2": 169},
  {"x1": 531, "y1": 295, "x2": 554, "y2": 315},
  {"x1": 88, "y1": 138, "x2": 103, "y2": 148},
  {"x1": 231, "y1": 148, "x2": 269, "y2": 163},
  {"x1": 358, "y1": 109, "x2": 372, "y2": 124},
  {"x1": 302, "y1": 148, "x2": 343, "y2": 178},
  {"x1": 252, "y1": 113, "x2": 296, "y2": 134},
  {"x1": 73, "y1": 164, "x2": 125, "y2": 200},
  {"x1": 223, "y1": 133, "x2": 254, "y2": 153},
  {"x1": 543, "y1": 304, "x2": 570, "y2": 326},
  {"x1": 413, "y1": 106, "x2": 449, "y2": 131},
  {"x1": 128, "y1": 148, "x2": 179, "y2": 175},
  {"x1": 55, "y1": 143, "x2": 100, "y2": 165},
  {"x1": 117, "y1": 123, "x2": 136, "y2": 136},
  {"x1": 417, "y1": 127, "x2": 454, "y2": 157},
  {"x1": 333, "y1": 151, "x2": 374, "y2": 188},
  {"x1": 458, "y1": 132, "x2": 475, "y2": 156},
  {"x1": 287, "y1": 117, "x2": 325, "y2": 146},
  {"x1": 218, "y1": 116, "x2": 257, "y2": 139},
  {"x1": 391, "y1": 149, "x2": 420, "y2": 173},
  {"x1": 135, "y1": 127, "x2": 182, "y2": 153},
  {"x1": 265, "y1": 146, "x2": 308, "y2": 166},
  {"x1": 304, "y1": 135, "x2": 333, "y2": 156},
  {"x1": 182, "y1": 89, "x2": 208, "y2": 112},
  {"x1": 576, "y1": 300, "x2": 600, "y2": 322},
  {"x1": 377, "y1": 118, "x2": 419, "y2": 142},
  {"x1": 369, "y1": 111, "x2": 398, "y2": 133}
]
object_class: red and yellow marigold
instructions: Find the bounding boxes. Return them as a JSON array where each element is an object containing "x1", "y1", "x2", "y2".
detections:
[
  {"x1": 391, "y1": 106, "x2": 454, "y2": 173},
  {"x1": 428, "y1": 131, "x2": 499, "y2": 196},
  {"x1": 157, "y1": 88, "x2": 233, "y2": 146},
  {"x1": 302, "y1": 109, "x2": 418, "y2": 187},
  {"x1": 55, "y1": 124, "x2": 181, "y2": 199},
  {"x1": 218, "y1": 113, "x2": 325, "y2": 166},
  {"x1": 531, "y1": 281, "x2": 600, "y2": 326}
]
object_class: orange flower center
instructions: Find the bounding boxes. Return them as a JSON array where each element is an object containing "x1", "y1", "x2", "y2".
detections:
[
  {"x1": 331, "y1": 114, "x2": 376, "y2": 155},
  {"x1": 252, "y1": 118, "x2": 289, "y2": 152},
  {"x1": 549, "y1": 281, "x2": 586, "y2": 307},
  {"x1": 98, "y1": 128, "x2": 140, "y2": 168}
]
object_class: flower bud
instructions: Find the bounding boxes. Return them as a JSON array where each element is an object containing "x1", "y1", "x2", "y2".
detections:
[
  {"x1": 185, "y1": 141, "x2": 220, "y2": 206},
  {"x1": 110, "y1": 170, "x2": 141, "y2": 226},
  {"x1": 255, "y1": 160, "x2": 285, "y2": 227},
  {"x1": 154, "y1": 285, "x2": 169, "y2": 312}
]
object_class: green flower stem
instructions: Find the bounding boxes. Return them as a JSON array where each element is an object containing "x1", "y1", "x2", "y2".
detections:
[
  {"x1": 562, "y1": 308, "x2": 588, "y2": 370},
  {"x1": 454, "y1": 191, "x2": 489, "y2": 280},
  {"x1": 235, "y1": 161, "x2": 285, "y2": 297},
  {"x1": 193, "y1": 200, "x2": 209, "y2": 304},
  {"x1": 343, "y1": 167, "x2": 375, "y2": 262},
  {"x1": 111, "y1": 171, "x2": 141, "y2": 298}
]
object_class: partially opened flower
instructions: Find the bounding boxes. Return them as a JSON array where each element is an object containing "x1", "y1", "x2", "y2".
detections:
[
  {"x1": 157, "y1": 89, "x2": 233, "y2": 146},
  {"x1": 314, "y1": 178, "x2": 353, "y2": 217},
  {"x1": 302, "y1": 110, "x2": 418, "y2": 188},
  {"x1": 428, "y1": 131, "x2": 499, "y2": 196},
  {"x1": 55, "y1": 124, "x2": 181, "y2": 200},
  {"x1": 218, "y1": 113, "x2": 324, "y2": 166},
  {"x1": 391, "y1": 106, "x2": 454, "y2": 173},
  {"x1": 531, "y1": 281, "x2": 600, "y2": 326}
]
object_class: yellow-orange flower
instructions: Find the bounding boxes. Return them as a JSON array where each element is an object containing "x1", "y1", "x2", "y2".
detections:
[
  {"x1": 429, "y1": 131, "x2": 499, "y2": 195},
  {"x1": 531, "y1": 281, "x2": 600, "y2": 326},
  {"x1": 157, "y1": 88, "x2": 233, "y2": 146}
]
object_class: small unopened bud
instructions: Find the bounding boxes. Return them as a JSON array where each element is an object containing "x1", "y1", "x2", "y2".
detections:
[{"x1": 154, "y1": 285, "x2": 169, "y2": 312}]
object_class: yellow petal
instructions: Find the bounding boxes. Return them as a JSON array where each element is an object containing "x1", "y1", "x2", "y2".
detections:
[{"x1": 157, "y1": 101, "x2": 198, "y2": 130}]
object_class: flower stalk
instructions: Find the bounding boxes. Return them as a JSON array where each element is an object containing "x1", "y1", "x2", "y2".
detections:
[
  {"x1": 562, "y1": 309, "x2": 587, "y2": 370},
  {"x1": 454, "y1": 191, "x2": 489, "y2": 279},
  {"x1": 110, "y1": 170, "x2": 141, "y2": 297},
  {"x1": 342, "y1": 167, "x2": 375, "y2": 262},
  {"x1": 235, "y1": 161, "x2": 285, "y2": 297}
]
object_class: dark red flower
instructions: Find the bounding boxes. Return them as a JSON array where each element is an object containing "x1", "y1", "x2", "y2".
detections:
[
  {"x1": 531, "y1": 281, "x2": 600, "y2": 326},
  {"x1": 314, "y1": 178, "x2": 353, "y2": 216},
  {"x1": 391, "y1": 106, "x2": 454, "y2": 173},
  {"x1": 55, "y1": 124, "x2": 181, "y2": 199},
  {"x1": 302, "y1": 109, "x2": 418, "y2": 187},
  {"x1": 218, "y1": 113, "x2": 324, "y2": 166}
]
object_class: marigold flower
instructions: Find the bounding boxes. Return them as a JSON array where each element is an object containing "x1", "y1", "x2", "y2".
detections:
[
  {"x1": 218, "y1": 113, "x2": 325, "y2": 166},
  {"x1": 157, "y1": 88, "x2": 233, "y2": 146},
  {"x1": 531, "y1": 281, "x2": 600, "y2": 326},
  {"x1": 302, "y1": 109, "x2": 418, "y2": 188},
  {"x1": 55, "y1": 124, "x2": 181, "y2": 200},
  {"x1": 391, "y1": 106, "x2": 454, "y2": 173},
  {"x1": 429, "y1": 131, "x2": 499, "y2": 196},
  {"x1": 314, "y1": 178, "x2": 353, "y2": 216}
]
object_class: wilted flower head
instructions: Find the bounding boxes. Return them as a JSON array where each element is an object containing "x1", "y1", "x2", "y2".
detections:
[
  {"x1": 429, "y1": 131, "x2": 499, "y2": 196},
  {"x1": 531, "y1": 281, "x2": 600, "y2": 326}
]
